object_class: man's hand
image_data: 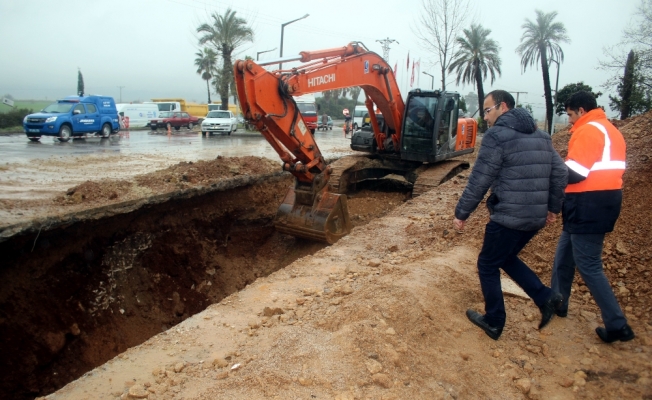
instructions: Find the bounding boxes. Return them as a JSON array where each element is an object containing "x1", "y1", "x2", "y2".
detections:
[
  {"x1": 545, "y1": 211, "x2": 557, "y2": 225},
  {"x1": 453, "y1": 218, "x2": 466, "y2": 231}
]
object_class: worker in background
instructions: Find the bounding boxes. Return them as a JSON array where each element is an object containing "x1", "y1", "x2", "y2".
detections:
[
  {"x1": 453, "y1": 90, "x2": 568, "y2": 340},
  {"x1": 321, "y1": 113, "x2": 328, "y2": 131},
  {"x1": 550, "y1": 91, "x2": 634, "y2": 343},
  {"x1": 343, "y1": 110, "x2": 352, "y2": 137}
]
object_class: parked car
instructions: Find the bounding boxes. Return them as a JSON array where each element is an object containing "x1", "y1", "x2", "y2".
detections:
[
  {"x1": 318, "y1": 116, "x2": 333, "y2": 131},
  {"x1": 149, "y1": 111, "x2": 198, "y2": 131},
  {"x1": 201, "y1": 110, "x2": 237, "y2": 136},
  {"x1": 23, "y1": 95, "x2": 120, "y2": 142}
]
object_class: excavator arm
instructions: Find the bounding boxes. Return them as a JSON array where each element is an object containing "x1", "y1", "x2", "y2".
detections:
[{"x1": 233, "y1": 42, "x2": 405, "y2": 243}]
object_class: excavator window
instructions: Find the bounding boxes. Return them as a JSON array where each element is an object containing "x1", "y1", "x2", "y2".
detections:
[
  {"x1": 402, "y1": 96, "x2": 438, "y2": 154},
  {"x1": 437, "y1": 96, "x2": 459, "y2": 154}
]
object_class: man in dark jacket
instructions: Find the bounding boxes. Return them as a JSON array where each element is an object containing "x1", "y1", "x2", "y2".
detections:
[{"x1": 453, "y1": 90, "x2": 568, "y2": 340}]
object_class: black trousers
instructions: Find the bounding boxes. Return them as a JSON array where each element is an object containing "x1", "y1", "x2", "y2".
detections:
[{"x1": 478, "y1": 221, "x2": 552, "y2": 328}]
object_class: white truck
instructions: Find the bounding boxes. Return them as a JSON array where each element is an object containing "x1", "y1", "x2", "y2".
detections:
[{"x1": 116, "y1": 103, "x2": 159, "y2": 128}]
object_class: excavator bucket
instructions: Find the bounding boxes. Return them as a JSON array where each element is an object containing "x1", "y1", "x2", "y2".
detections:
[{"x1": 275, "y1": 186, "x2": 352, "y2": 244}]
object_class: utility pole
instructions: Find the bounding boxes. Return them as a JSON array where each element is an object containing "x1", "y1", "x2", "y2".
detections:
[
  {"x1": 117, "y1": 86, "x2": 125, "y2": 103},
  {"x1": 509, "y1": 91, "x2": 528, "y2": 106},
  {"x1": 550, "y1": 59, "x2": 561, "y2": 134},
  {"x1": 376, "y1": 37, "x2": 399, "y2": 62}
]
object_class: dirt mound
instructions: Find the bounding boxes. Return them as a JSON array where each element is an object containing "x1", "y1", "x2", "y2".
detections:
[{"x1": 52, "y1": 156, "x2": 282, "y2": 207}]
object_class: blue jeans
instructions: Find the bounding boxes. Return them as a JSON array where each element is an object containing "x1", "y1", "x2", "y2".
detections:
[
  {"x1": 551, "y1": 230, "x2": 627, "y2": 331},
  {"x1": 478, "y1": 221, "x2": 553, "y2": 328}
]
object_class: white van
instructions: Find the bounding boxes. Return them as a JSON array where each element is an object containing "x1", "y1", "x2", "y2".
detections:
[
  {"x1": 352, "y1": 105, "x2": 369, "y2": 130},
  {"x1": 116, "y1": 103, "x2": 159, "y2": 128}
]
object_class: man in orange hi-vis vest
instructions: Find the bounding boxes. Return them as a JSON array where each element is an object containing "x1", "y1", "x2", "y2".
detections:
[{"x1": 551, "y1": 91, "x2": 634, "y2": 343}]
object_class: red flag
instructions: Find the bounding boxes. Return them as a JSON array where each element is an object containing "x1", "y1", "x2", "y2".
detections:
[
  {"x1": 410, "y1": 61, "x2": 415, "y2": 87},
  {"x1": 406, "y1": 52, "x2": 410, "y2": 70}
]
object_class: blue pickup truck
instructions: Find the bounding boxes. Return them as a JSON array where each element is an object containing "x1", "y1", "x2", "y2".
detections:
[{"x1": 23, "y1": 95, "x2": 120, "y2": 142}]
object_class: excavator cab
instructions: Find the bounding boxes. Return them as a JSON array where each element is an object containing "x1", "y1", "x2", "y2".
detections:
[{"x1": 400, "y1": 90, "x2": 469, "y2": 163}]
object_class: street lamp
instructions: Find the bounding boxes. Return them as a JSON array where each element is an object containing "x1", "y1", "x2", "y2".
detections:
[
  {"x1": 257, "y1": 47, "x2": 277, "y2": 61},
  {"x1": 279, "y1": 14, "x2": 309, "y2": 70},
  {"x1": 550, "y1": 58, "x2": 560, "y2": 134},
  {"x1": 117, "y1": 86, "x2": 125, "y2": 103},
  {"x1": 422, "y1": 72, "x2": 434, "y2": 90}
]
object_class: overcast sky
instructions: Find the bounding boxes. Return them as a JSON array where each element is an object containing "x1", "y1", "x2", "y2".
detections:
[{"x1": 0, "y1": 0, "x2": 640, "y2": 119}]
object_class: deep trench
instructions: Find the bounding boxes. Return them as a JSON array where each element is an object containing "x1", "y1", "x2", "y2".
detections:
[{"x1": 0, "y1": 175, "x2": 341, "y2": 400}]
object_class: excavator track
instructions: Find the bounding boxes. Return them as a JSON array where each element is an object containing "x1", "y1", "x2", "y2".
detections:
[
  {"x1": 411, "y1": 160, "x2": 470, "y2": 197},
  {"x1": 328, "y1": 155, "x2": 377, "y2": 194}
]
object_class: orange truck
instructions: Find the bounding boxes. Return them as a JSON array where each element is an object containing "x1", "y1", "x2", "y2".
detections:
[{"x1": 234, "y1": 42, "x2": 477, "y2": 243}]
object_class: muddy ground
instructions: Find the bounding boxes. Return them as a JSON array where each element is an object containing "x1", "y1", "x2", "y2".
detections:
[{"x1": 1, "y1": 112, "x2": 651, "y2": 400}]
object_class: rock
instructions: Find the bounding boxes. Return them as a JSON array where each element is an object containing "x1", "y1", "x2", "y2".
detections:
[
  {"x1": 334, "y1": 392, "x2": 355, "y2": 400},
  {"x1": 492, "y1": 350, "x2": 501, "y2": 358},
  {"x1": 636, "y1": 377, "x2": 652, "y2": 385},
  {"x1": 574, "y1": 377, "x2": 586, "y2": 387},
  {"x1": 215, "y1": 371, "x2": 229, "y2": 380},
  {"x1": 616, "y1": 241, "x2": 629, "y2": 255},
  {"x1": 368, "y1": 259, "x2": 382, "y2": 267},
  {"x1": 523, "y1": 362, "x2": 534, "y2": 374},
  {"x1": 574, "y1": 370, "x2": 587, "y2": 380},
  {"x1": 44, "y1": 331, "x2": 66, "y2": 354},
  {"x1": 559, "y1": 377, "x2": 574, "y2": 388},
  {"x1": 580, "y1": 358, "x2": 593, "y2": 366},
  {"x1": 298, "y1": 377, "x2": 312, "y2": 386},
  {"x1": 336, "y1": 284, "x2": 354, "y2": 295},
  {"x1": 127, "y1": 385, "x2": 149, "y2": 398},
  {"x1": 385, "y1": 327, "x2": 396, "y2": 335},
  {"x1": 619, "y1": 286, "x2": 631, "y2": 295},
  {"x1": 580, "y1": 310, "x2": 597, "y2": 321},
  {"x1": 557, "y1": 356, "x2": 572, "y2": 365},
  {"x1": 460, "y1": 352, "x2": 470, "y2": 361},
  {"x1": 212, "y1": 358, "x2": 228, "y2": 368},
  {"x1": 372, "y1": 373, "x2": 393, "y2": 388},
  {"x1": 69, "y1": 323, "x2": 81, "y2": 336},
  {"x1": 262, "y1": 307, "x2": 284, "y2": 317},
  {"x1": 174, "y1": 362, "x2": 186, "y2": 373},
  {"x1": 528, "y1": 386, "x2": 542, "y2": 400},
  {"x1": 514, "y1": 378, "x2": 531, "y2": 394},
  {"x1": 386, "y1": 348, "x2": 400, "y2": 366},
  {"x1": 365, "y1": 359, "x2": 383, "y2": 374}
]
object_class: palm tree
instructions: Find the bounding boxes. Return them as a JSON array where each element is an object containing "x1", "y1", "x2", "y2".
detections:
[
  {"x1": 194, "y1": 48, "x2": 217, "y2": 104},
  {"x1": 197, "y1": 8, "x2": 253, "y2": 111},
  {"x1": 516, "y1": 10, "x2": 569, "y2": 134},
  {"x1": 448, "y1": 24, "x2": 501, "y2": 132}
]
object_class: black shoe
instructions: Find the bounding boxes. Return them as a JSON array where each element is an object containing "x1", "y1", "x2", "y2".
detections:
[
  {"x1": 539, "y1": 292, "x2": 563, "y2": 329},
  {"x1": 466, "y1": 309, "x2": 503, "y2": 340},
  {"x1": 555, "y1": 309, "x2": 568, "y2": 318},
  {"x1": 596, "y1": 324, "x2": 635, "y2": 343}
]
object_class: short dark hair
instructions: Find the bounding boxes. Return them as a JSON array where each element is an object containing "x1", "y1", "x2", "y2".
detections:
[
  {"x1": 486, "y1": 90, "x2": 515, "y2": 110},
  {"x1": 565, "y1": 91, "x2": 597, "y2": 113}
]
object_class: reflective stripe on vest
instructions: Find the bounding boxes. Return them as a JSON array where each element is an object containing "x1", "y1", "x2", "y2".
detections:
[{"x1": 565, "y1": 121, "x2": 626, "y2": 177}]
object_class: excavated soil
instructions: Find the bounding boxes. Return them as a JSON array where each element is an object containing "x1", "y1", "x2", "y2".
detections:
[{"x1": 1, "y1": 111, "x2": 652, "y2": 400}]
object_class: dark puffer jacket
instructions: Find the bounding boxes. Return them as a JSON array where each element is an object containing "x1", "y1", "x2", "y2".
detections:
[{"x1": 455, "y1": 107, "x2": 567, "y2": 231}]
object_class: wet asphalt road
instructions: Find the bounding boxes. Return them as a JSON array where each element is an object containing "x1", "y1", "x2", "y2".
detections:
[{"x1": 0, "y1": 126, "x2": 352, "y2": 164}]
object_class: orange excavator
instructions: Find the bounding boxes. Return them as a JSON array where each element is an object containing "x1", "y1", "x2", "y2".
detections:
[{"x1": 234, "y1": 42, "x2": 477, "y2": 244}]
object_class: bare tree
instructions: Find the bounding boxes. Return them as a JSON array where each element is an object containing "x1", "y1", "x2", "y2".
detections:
[
  {"x1": 600, "y1": 0, "x2": 652, "y2": 96},
  {"x1": 414, "y1": 0, "x2": 472, "y2": 91}
]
